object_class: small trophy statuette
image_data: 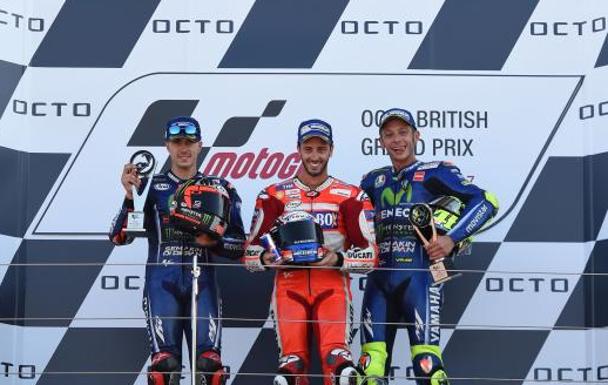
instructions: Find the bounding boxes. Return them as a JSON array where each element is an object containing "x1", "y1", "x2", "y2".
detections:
[
  {"x1": 410, "y1": 203, "x2": 459, "y2": 285},
  {"x1": 124, "y1": 150, "x2": 156, "y2": 237}
]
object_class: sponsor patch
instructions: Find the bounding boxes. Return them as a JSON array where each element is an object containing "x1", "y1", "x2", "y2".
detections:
[
  {"x1": 417, "y1": 161, "x2": 441, "y2": 170},
  {"x1": 245, "y1": 248, "x2": 261, "y2": 256},
  {"x1": 300, "y1": 122, "x2": 331, "y2": 136},
  {"x1": 154, "y1": 183, "x2": 171, "y2": 191},
  {"x1": 312, "y1": 211, "x2": 338, "y2": 229},
  {"x1": 153, "y1": 316, "x2": 165, "y2": 344},
  {"x1": 413, "y1": 171, "x2": 425, "y2": 182},
  {"x1": 379, "y1": 240, "x2": 416, "y2": 254},
  {"x1": 285, "y1": 200, "x2": 303, "y2": 211},
  {"x1": 282, "y1": 210, "x2": 312, "y2": 222},
  {"x1": 276, "y1": 182, "x2": 295, "y2": 191},
  {"x1": 285, "y1": 188, "x2": 301, "y2": 198},
  {"x1": 395, "y1": 256, "x2": 413, "y2": 263},
  {"x1": 414, "y1": 310, "x2": 424, "y2": 340},
  {"x1": 374, "y1": 174, "x2": 386, "y2": 188},
  {"x1": 330, "y1": 188, "x2": 352, "y2": 197}
]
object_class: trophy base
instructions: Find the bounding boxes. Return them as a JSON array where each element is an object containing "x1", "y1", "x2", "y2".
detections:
[
  {"x1": 125, "y1": 212, "x2": 146, "y2": 237},
  {"x1": 430, "y1": 258, "x2": 461, "y2": 285},
  {"x1": 124, "y1": 227, "x2": 147, "y2": 238}
]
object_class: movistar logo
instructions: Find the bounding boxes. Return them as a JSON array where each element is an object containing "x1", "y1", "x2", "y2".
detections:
[{"x1": 380, "y1": 185, "x2": 412, "y2": 207}]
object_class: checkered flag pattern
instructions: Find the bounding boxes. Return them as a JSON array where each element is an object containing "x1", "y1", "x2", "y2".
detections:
[{"x1": 1, "y1": 0, "x2": 608, "y2": 384}]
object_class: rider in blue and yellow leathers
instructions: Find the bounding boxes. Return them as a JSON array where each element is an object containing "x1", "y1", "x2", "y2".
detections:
[{"x1": 358, "y1": 109, "x2": 498, "y2": 385}]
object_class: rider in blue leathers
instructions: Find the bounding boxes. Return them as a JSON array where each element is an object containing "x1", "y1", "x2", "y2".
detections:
[
  {"x1": 358, "y1": 109, "x2": 498, "y2": 385},
  {"x1": 109, "y1": 116, "x2": 245, "y2": 385}
]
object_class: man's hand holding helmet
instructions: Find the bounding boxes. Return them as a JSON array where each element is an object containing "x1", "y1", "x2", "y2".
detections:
[
  {"x1": 260, "y1": 211, "x2": 328, "y2": 267},
  {"x1": 170, "y1": 177, "x2": 231, "y2": 247}
]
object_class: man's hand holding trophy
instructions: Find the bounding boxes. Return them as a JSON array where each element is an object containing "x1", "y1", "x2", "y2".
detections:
[{"x1": 121, "y1": 150, "x2": 157, "y2": 237}]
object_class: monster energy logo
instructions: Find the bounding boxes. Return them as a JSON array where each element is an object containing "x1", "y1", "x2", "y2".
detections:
[
  {"x1": 201, "y1": 213, "x2": 214, "y2": 225},
  {"x1": 380, "y1": 184, "x2": 412, "y2": 207}
]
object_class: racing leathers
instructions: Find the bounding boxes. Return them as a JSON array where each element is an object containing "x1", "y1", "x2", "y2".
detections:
[
  {"x1": 243, "y1": 177, "x2": 377, "y2": 385},
  {"x1": 358, "y1": 161, "x2": 498, "y2": 385},
  {"x1": 109, "y1": 170, "x2": 245, "y2": 384}
]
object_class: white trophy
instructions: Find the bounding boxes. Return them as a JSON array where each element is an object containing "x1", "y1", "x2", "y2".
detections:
[{"x1": 124, "y1": 150, "x2": 156, "y2": 237}]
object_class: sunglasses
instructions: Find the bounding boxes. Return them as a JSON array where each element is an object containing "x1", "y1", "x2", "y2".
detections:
[{"x1": 166, "y1": 122, "x2": 199, "y2": 139}]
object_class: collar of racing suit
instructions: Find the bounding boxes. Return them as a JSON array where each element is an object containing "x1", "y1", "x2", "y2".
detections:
[
  {"x1": 166, "y1": 170, "x2": 203, "y2": 184},
  {"x1": 393, "y1": 161, "x2": 423, "y2": 181},
  {"x1": 293, "y1": 176, "x2": 335, "y2": 192}
]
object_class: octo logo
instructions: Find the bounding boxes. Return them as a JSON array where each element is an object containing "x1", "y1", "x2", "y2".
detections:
[{"x1": 203, "y1": 147, "x2": 301, "y2": 179}]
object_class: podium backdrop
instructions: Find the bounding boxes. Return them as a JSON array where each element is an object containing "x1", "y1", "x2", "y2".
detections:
[{"x1": 1, "y1": 1, "x2": 607, "y2": 384}]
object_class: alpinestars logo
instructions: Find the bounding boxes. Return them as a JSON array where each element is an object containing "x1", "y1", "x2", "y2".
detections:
[
  {"x1": 363, "y1": 308, "x2": 374, "y2": 339},
  {"x1": 208, "y1": 315, "x2": 218, "y2": 345},
  {"x1": 153, "y1": 316, "x2": 165, "y2": 344}
]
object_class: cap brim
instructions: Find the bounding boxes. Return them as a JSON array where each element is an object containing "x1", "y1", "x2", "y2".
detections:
[
  {"x1": 380, "y1": 116, "x2": 416, "y2": 130},
  {"x1": 166, "y1": 134, "x2": 200, "y2": 142},
  {"x1": 299, "y1": 133, "x2": 331, "y2": 143}
]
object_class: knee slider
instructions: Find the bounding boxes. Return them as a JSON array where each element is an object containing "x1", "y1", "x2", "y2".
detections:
[
  {"x1": 148, "y1": 352, "x2": 181, "y2": 385},
  {"x1": 326, "y1": 348, "x2": 360, "y2": 385},
  {"x1": 411, "y1": 345, "x2": 449, "y2": 385},
  {"x1": 196, "y1": 350, "x2": 226, "y2": 385},
  {"x1": 275, "y1": 354, "x2": 308, "y2": 385},
  {"x1": 359, "y1": 342, "x2": 388, "y2": 378}
]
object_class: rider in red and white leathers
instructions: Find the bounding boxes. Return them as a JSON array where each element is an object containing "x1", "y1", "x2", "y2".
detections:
[{"x1": 243, "y1": 119, "x2": 378, "y2": 385}]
